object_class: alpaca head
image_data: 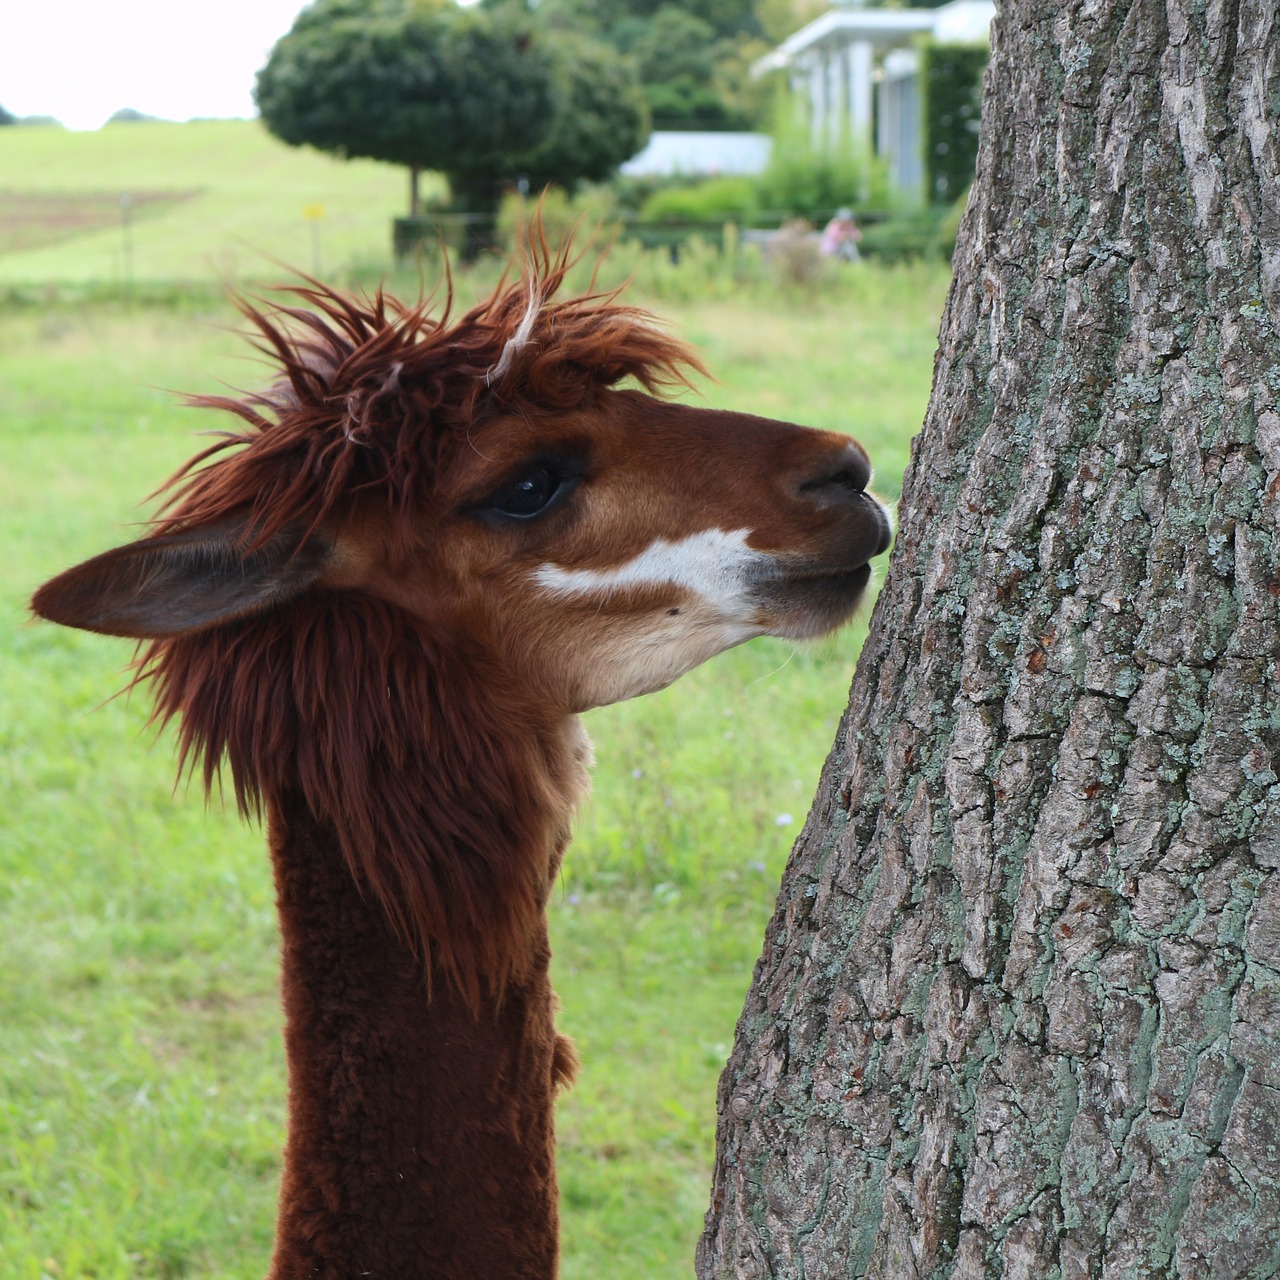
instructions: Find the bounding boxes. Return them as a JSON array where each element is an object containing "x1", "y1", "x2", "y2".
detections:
[{"x1": 32, "y1": 244, "x2": 891, "y2": 994}]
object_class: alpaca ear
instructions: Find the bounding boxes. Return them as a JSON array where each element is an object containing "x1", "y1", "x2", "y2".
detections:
[{"x1": 31, "y1": 519, "x2": 332, "y2": 639}]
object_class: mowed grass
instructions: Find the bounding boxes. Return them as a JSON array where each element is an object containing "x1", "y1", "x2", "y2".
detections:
[
  {"x1": 0, "y1": 266, "x2": 947, "y2": 1278},
  {"x1": 0, "y1": 119, "x2": 431, "y2": 284}
]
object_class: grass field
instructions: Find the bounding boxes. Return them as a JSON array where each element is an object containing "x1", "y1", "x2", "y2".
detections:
[
  {"x1": 0, "y1": 118, "x2": 950, "y2": 1279},
  {"x1": 0, "y1": 119, "x2": 425, "y2": 285}
]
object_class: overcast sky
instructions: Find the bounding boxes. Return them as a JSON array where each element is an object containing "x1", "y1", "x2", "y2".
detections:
[{"x1": 2, "y1": 0, "x2": 313, "y2": 130}]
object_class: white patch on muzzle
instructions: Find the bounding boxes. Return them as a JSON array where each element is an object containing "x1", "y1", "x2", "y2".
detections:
[{"x1": 532, "y1": 528, "x2": 771, "y2": 614}]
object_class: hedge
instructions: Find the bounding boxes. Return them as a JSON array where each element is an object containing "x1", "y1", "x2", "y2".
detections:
[{"x1": 921, "y1": 41, "x2": 988, "y2": 205}]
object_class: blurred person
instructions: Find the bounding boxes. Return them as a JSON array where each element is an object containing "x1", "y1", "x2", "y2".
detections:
[{"x1": 820, "y1": 207, "x2": 861, "y2": 262}]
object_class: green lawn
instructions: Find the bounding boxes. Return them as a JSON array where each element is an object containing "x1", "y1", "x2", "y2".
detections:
[
  {"x1": 0, "y1": 119, "x2": 428, "y2": 285},
  {"x1": 0, "y1": 129, "x2": 948, "y2": 1277}
]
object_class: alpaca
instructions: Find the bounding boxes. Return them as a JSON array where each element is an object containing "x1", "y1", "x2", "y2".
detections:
[{"x1": 31, "y1": 246, "x2": 892, "y2": 1279}]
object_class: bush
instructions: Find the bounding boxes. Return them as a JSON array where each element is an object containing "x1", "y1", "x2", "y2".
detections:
[
  {"x1": 496, "y1": 187, "x2": 621, "y2": 257},
  {"x1": 921, "y1": 42, "x2": 988, "y2": 204},
  {"x1": 755, "y1": 96, "x2": 892, "y2": 216},
  {"x1": 855, "y1": 200, "x2": 974, "y2": 264},
  {"x1": 638, "y1": 177, "x2": 761, "y2": 224},
  {"x1": 762, "y1": 218, "x2": 827, "y2": 288}
]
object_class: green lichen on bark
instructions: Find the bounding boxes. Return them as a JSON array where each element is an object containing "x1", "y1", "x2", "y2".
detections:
[{"x1": 699, "y1": 0, "x2": 1280, "y2": 1276}]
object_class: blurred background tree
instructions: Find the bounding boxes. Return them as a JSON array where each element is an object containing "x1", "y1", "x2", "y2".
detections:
[
  {"x1": 256, "y1": 0, "x2": 556, "y2": 217},
  {"x1": 517, "y1": 32, "x2": 650, "y2": 193},
  {"x1": 257, "y1": 0, "x2": 648, "y2": 223},
  {"x1": 534, "y1": 0, "x2": 771, "y2": 131}
]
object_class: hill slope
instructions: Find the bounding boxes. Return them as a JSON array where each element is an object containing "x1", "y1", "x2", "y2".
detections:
[{"x1": 0, "y1": 119, "x2": 433, "y2": 283}]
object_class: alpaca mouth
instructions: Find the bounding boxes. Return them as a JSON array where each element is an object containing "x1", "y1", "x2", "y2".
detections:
[
  {"x1": 757, "y1": 498, "x2": 893, "y2": 597},
  {"x1": 752, "y1": 562, "x2": 875, "y2": 639},
  {"x1": 846, "y1": 492, "x2": 895, "y2": 561},
  {"x1": 868, "y1": 500, "x2": 895, "y2": 557},
  {"x1": 787, "y1": 562, "x2": 874, "y2": 604}
]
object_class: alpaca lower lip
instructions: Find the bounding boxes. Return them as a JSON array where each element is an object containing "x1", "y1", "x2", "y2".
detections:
[
  {"x1": 806, "y1": 564, "x2": 874, "y2": 594},
  {"x1": 752, "y1": 564, "x2": 874, "y2": 640},
  {"x1": 754, "y1": 563, "x2": 873, "y2": 609},
  {"x1": 783, "y1": 563, "x2": 876, "y2": 589}
]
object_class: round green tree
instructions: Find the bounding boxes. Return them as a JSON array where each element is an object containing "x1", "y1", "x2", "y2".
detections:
[
  {"x1": 519, "y1": 33, "x2": 650, "y2": 194},
  {"x1": 255, "y1": 0, "x2": 559, "y2": 217}
]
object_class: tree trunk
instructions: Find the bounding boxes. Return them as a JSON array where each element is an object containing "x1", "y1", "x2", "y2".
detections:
[
  {"x1": 409, "y1": 164, "x2": 421, "y2": 218},
  {"x1": 445, "y1": 172, "x2": 504, "y2": 260},
  {"x1": 699, "y1": 1, "x2": 1280, "y2": 1277}
]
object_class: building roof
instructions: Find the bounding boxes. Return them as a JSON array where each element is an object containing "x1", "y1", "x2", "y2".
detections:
[
  {"x1": 619, "y1": 131, "x2": 772, "y2": 178},
  {"x1": 755, "y1": 0, "x2": 993, "y2": 73}
]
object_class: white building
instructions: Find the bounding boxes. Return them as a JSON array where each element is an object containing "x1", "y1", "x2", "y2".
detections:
[
  {"x1": 620, "y1": 131, "x2": 773, "y2": 178},
  {"x1": 755, "y1": 0, "x2": 994, "y2": 200}
]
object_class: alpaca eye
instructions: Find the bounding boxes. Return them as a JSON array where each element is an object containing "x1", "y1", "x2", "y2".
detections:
[{"x1": 488, "y1": 467, "x2": 562, "y2": 520}]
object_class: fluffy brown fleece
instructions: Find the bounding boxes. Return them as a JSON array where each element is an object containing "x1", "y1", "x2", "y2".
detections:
[
  {"x1": 128, "y1": 243, "x2": 700, "y2": 1000},
  {"x1": 265, "y1": 787, "x2": 577, "y2": 1279},
  {"x1": 140, "y1": 591, "x2": 570, "y2": 1003}
]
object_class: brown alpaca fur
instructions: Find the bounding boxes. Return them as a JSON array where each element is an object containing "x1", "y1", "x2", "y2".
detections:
[
  {"x1": 145, "y1": 591, "x2": 570, "y2": 1001},
  {"x1": 136, "y1": 252, "x2": 697, "y2": 999},
  {"x1": 267, "y1": 787, "x2": 575, "y2": 1278},
  {"x1": 32, "y1": 240, "x2": 892, "y2": 1278},
  {"x1": 158, "y1": 261, "x2": 700, "y2": 559}
]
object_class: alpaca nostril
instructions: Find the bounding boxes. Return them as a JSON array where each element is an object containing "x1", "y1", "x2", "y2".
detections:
[
  {"x1": 831, "y1": 467, "x2": 867, "y2": 493},
  {"x1": 800, "y1": 456, "x2": 871, "y2": 498}
]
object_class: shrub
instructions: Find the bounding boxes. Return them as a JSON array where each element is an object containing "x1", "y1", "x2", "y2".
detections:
[
  {"x1": 921, "y1": 42, "x2": 988, "y2": 204},
  {"x1": 638, "y1": 177, "x2": 761, "y2": 224},
  {"x1": 496, "y1": 187, "x2": 621, "y2": 257},
  {"x1": 763, "y1": 218, "x2": 827, "y2": 287},
  {"x1": 856, "y1": 199, "x2": 972, "y2": 264},
  {"x1": 755, "y1": 95, "x2": 892, "y2": 216}
]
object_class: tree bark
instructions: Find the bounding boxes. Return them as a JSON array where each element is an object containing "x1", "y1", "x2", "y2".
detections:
[{"x1": 699, "y1": 1, "x2": 1280, "y2": 1276}]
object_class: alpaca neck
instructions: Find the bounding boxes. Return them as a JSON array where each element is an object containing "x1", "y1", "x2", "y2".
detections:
[{"x1": 265, "y1": 787, "x2": 568, "y2": 1280}]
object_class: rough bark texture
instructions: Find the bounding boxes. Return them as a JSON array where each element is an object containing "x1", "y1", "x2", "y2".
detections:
[{"x1": 699, "y1": 1, "x2": 1280, "y2": 1276}]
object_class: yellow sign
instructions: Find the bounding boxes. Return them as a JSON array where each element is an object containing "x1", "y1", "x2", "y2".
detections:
[{"x1": 303, "y1": 204, "x2": 326, "y2": 221}]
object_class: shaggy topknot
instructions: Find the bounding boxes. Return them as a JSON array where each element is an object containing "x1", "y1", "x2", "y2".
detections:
[{"x1": 155, "y1": 241, "x2": 703, "y2": 554}]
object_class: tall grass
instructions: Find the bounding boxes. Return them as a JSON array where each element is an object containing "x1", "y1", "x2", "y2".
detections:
[{"x1": 0, "y1": 266, "x2": 948, "y2": 1278}]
